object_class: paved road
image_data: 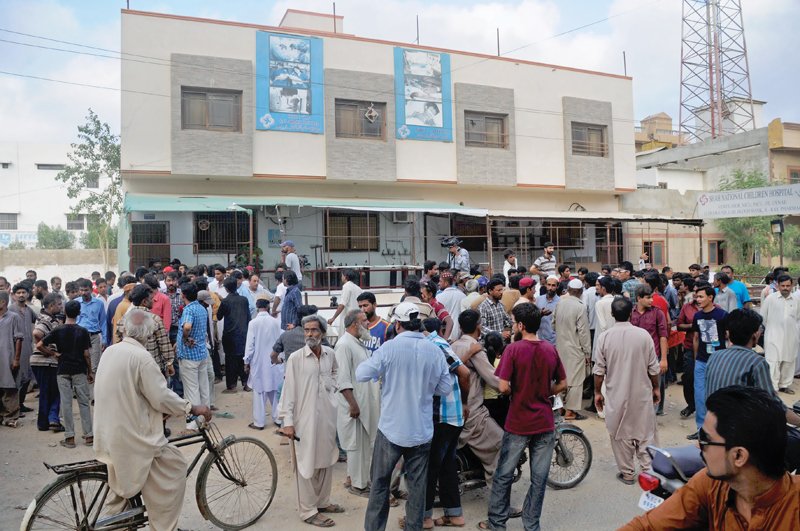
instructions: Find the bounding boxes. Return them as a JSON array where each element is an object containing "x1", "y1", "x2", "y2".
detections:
[{"x1": 4, "y1": 379, "x2": 797, "y2": 531}]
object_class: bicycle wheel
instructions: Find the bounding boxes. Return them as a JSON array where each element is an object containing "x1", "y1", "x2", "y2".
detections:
[
  {"x1": 21, "y1": 471, "x2": 137, "y2": 531},
  {"x1": 196, "y1": 436, "x2": 277, "y2": 530},
  {"x1": 547, "y1": 429, "x2": 592, "y2": 489}
]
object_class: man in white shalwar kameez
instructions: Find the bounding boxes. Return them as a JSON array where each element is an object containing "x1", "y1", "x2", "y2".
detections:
[
  {"x1": 245, "y1": 298, "x2": 284, "y2": 429},
  {"x1": 593, "y1": 297, "x2": 660, "y2": 484},
  {"x1": 334, "y1": 309, "x2": 380, "y2": 497},
  {"x1": 327, "y1": 269, "x2": 363, "y2": 337},
  {"x1": 279, "y1": 314, "x2": 343, "y2": 527},
  {"x1": 94, "y1": 310, "x2": 211, "y2": 531},
  {"x1": 760, "y1": 274, "x2": 800, "y2": 394}
]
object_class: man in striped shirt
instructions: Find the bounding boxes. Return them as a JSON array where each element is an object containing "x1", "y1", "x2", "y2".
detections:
[
  {"x1": 422, "y1": 317, "x2": 471, "y2": 528},
  {"x1": 705, "y1": 309, "x2": 800, "y2": 426}
]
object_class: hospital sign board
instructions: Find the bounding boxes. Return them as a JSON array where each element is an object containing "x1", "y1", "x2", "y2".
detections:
[{"x1": 696, "y1": 184, "x2": 800, "y2": 219}]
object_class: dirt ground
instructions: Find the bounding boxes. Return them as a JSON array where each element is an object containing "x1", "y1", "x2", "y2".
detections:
[{"x1": 3, "y1": 378, "x2": 797, "y2": 531}]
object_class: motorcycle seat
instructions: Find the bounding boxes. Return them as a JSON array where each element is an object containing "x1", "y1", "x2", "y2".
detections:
[{"x1": 651, "y1": 445, "x2": 704, "y2": 480}]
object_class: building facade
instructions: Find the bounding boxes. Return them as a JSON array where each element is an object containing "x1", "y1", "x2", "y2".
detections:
[
  {"x1": 0, "y1": 142, "x2": 109, "y2": 249},
  {"x1": 626, "y1": 119, "x2": 800, "y2": 268},
  {"x1": 119, "y1": 8, "x2": 659, "y2": 286}
]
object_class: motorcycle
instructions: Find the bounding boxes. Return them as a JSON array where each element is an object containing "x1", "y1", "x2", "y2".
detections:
[
  {"x1": 456, "y1": 397, "x2": 592, "y2": 493},
  {"x1": 636, "y1": 400, "x2": 800, "y2": 512}
]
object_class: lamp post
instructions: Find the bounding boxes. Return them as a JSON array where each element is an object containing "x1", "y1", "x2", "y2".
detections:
[
  {"x1": 228, "y1": 203, "x2": 254, "y2": 267},
  {"x1": 770, "y1": 217, "x2": 785, "y2": 267}
]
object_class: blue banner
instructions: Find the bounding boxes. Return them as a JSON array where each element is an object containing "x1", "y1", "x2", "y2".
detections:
[
  {"x1": 394, "y1": 48, "x2": 452, "y2": 142},
  {"x1": 256, "y1": 31, "x2": 324, "y2": 134}
]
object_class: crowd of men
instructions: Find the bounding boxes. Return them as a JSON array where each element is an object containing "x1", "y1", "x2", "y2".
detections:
[{"x1": 1, "y1": 236, "x2": 799, "y2": 530}]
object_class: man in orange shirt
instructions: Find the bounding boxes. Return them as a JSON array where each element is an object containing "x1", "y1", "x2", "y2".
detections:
[{"x1": 620, "y1": 386, "x2": 799, "y2": 531}]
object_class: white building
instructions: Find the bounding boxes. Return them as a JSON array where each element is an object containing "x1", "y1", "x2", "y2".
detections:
[
  {"x1": 0, "y1": 142, "x2": 111, "y2": 249},
  {"x1": 119, "y1": 8, "x2": 671, "y2": 287}
]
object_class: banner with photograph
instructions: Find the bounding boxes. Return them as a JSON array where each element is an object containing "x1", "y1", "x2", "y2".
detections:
[
  {"x1": 256, "y1": 31, "x2": 324, "y2": 133},
  {"x1": 394, "y1": 48, "x2": 452, "y2": 142}
]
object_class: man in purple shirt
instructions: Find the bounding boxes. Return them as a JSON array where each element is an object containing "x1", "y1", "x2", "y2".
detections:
[{"x1": 630, "y1": 285, "x2": 668, "y2": 415}]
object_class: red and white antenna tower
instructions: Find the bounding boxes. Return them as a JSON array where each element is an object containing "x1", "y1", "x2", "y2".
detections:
[{"x1": 678, "y1": 0, "x2": 756, "y2": 143}]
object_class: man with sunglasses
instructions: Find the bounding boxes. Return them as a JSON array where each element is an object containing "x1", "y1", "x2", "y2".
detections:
[{"x1": 621, "y1": 386, "x2": 800, "y2": 530}]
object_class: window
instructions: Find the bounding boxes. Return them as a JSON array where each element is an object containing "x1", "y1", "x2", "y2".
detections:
[
  {"x1": 86, "y1": 173, "x2": 99, "y2": 189},
  {"x1": 0, "y1": 213, "x2": 18, "y2": 230},
  {"x1": 1, "y1": 162, "x2": 10, "y2": 169},
  {"x1": 335, "y1": 100, "x2": 386, "y2": 139},
  {"x1": 325, "y1": 212, "x2": 379, "y2": 252},
  {"x1": 708, "y1": 240, "x2": 725, "y2": 266},
  {"x1": 194, "y1": 212, "x2": 250, "y2": 253},
  {"x1": 36, "y1": 163, "x2": 65, "y2": 170},
  {"x1": 643, "y1": 241, "x2": 665, "y2": 266},
  {"x1": 66, "y1": 214, "x2": 86, "y2": 231},
  {"x1": 788, "y1": 167, "x2": 800, "y2": 184},
  {"x1": 571, "y1": 122, "x2": 608, "y2": 157},
  {"x1": 181, "y1": 88, "x2": 242, "y2": 132},
  {"x1": 465, "y1": 112, "x2": 508, "y2": 148}
]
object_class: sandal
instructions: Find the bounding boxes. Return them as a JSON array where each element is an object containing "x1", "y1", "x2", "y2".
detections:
[
  {"x1": 318, "y1": 504, "x2": 345, "y2": 514},
  {"x1": 616, "y1": 472, "x2": 635, "y2": 485},
  {"x1": 3, "y1": 419, "x2": 19, "y2": 428},
  {"x1": 60, "y1": 438, "x2": 76, "y2": 449},
  {"x1": 476, "y1": 521, "x2": 493, "y2": 530},
  {"x1": 563, "y1": 412, "x2": 587, "y2": 421},
  {"x1": 389, "y1": 495, "x2": 399, "y2": 507},
  {"x1": 347, "y1": 485, "x2": 370, "y2": 498},
  {"x1": 83, "y1": 436, "x2": 93, "y2": 446},
  {"x1": 304, "y1": 513, "x2": 335, "y2": 527},
  {"x1": 399, "y1": 516, "x2": 434, "y2": 529},
  {"x1": 248, "y1": 422, "x2": 265, "y2": 430},
  {"x1": 434, "y1": 516, "x2": 465, "y2": 527}
]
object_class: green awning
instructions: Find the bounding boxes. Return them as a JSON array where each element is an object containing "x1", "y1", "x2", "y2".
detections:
[{"x1": 124, "y1": 193, "x2": 488, "y2": 216}]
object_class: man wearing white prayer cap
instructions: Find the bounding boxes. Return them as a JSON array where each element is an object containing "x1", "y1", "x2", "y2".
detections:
[{"x1": 552, "y1": 277, "x2": 591, "y2": 420}]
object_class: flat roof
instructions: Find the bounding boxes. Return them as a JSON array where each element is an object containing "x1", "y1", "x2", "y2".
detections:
[{"x1": 122, "y1": 9, "x2": 632, "y2": 81}]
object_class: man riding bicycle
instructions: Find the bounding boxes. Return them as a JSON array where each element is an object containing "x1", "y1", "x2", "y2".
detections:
[{"x1": 94, "y1": 309, "x2": 211, "y2": 531}]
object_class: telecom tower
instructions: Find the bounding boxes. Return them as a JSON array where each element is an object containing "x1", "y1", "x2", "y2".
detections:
[{"x1": 678, "y1": 0, "x2": 756, "y2": 143}]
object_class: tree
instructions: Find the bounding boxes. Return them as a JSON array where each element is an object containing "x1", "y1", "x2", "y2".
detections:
[
  {"x1": 56, "y1": 109, "x2": 121, "y2": 269},
  {"x1": 36, "y1": 223, "x2": 76, "y2": 249},
  {"x1": 716, "y1": 170, "x2": 800, "y2": 264},
  {"x1": 80, "y1": 220, "x2": 118, "y2": 250}
]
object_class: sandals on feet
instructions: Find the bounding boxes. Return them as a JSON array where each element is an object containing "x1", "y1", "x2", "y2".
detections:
[
  {"x1": 434, "y1": 516, "x2": 465, "y2": 527},
  {"x1": 398, "y1": 516, "x2": 433, "y2": 529},
  {"x1": 248, "y1": 422, "x2": 265, "y2": 430},
  {"x1": 60, "y1": 438, "x2": 76, "y2": 449},
  {"x1": 318, "y1": 504, "x2": 345, "y2": 514},
  {"x1": 304, "y1": 513, "x2": 335, "y2": 527}
]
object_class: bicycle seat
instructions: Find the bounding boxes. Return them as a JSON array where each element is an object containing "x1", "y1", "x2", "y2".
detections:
[{"x1": 651, "y1": 445, "x2": 704, "y2": 480}]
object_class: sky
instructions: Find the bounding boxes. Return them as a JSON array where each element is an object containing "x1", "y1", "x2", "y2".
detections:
[{"x1": 1, "y1": 0, "x2": 798, "y2": 144}]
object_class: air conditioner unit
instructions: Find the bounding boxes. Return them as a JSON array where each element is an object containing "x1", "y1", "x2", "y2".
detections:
[{"x1": 393, "y1": 211, "x2": 413, "y2": 223}]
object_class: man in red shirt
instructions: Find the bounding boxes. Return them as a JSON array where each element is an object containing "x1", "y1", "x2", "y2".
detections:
[
  {"x1": 421, "y1": 280, "x2": 453, "y2": 340},
  {"x1": 630, "y1": 284, "x2": 668, "y2": 416},
  {"x1": 676, "y1": 278, "x2": 699, "y2": 418},
  {"x1": 478, "y1": 303, "x2": 566, "y2": 531}
]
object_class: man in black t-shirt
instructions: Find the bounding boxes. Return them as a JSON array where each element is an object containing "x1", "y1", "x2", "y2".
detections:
[
  {"x1": 37, "y1": 300, "x2": 93, "y2": 449},
  {"x1": 688, "y1": 285, "x2": 727, "y2": 440}
]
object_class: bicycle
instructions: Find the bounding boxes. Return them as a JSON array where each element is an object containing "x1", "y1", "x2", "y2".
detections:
[{"x1": 20, "y1": 420, "x2": 278, "y2": 531}]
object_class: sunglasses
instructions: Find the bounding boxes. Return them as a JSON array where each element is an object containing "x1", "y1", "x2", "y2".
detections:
[{"x1": 697, "y1": 427, "x2": 727, "y2": 450}]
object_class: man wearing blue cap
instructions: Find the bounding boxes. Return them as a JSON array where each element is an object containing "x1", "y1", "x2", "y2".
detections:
[{"x1": 281, "y1": 241, "x2": 303, "y2": 289}]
